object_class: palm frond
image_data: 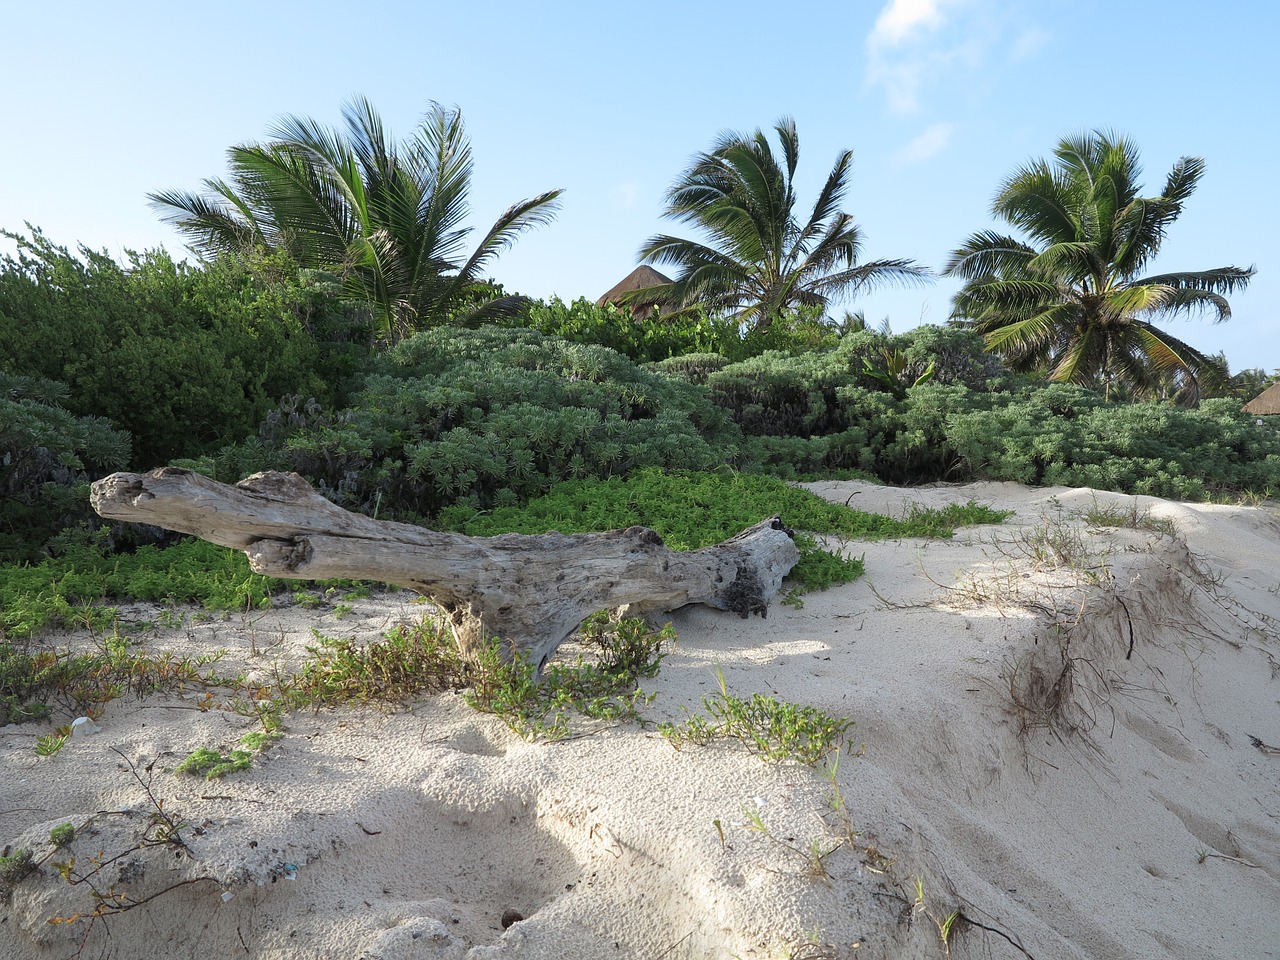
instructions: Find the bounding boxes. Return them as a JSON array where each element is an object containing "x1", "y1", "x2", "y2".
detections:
[
  {"x1": 943, "y1": 232, "x2": 1039, "y2": 279},
  {"x1": 1137, "y1": 266, "x2": 1255, "y2": 295}
]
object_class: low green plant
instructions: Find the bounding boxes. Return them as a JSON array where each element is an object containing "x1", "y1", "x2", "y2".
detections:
[
  {"x1": 177, "y1": 746, "x2": 253, "y2": 779},
  {"x1": 268, "y1": 611, "x2": 670, "y2": 741},
  {"x1": 0, "y1": 538, "x2": 285, "y2": 639},
  {"x1": 286, "y1": 619, "x2": 472, "y2": 706},
  {"x1": 36, "y1": 731, "x2": 69, "y2": 757},
  {"x1": 910, "y1": 876, "x2": 963, "y2": 954},
  {"x1": 660, "y1": 669, "x2": 853, "y2": 764},
  {"x1": 0, "y1": 848, "x2": 35, "y2": 901},
  {"x1": 0, "y1": 695, "x2": 49, "y2": 725},
  {"x1": 446, "y1": 469, "x2": 1005, "y2": 595},
  {"x1": 464, "y1": 613, "x2": 672, "y2": 739},
  {"x1": 177, "y1": 730, "x2": 278, "y2": 780},
  {"x1": 49, "y1": 823, "x2": 76, "y2": 848},
  {"x1": 1079, "y1": 498, "x2": 1178, "y2": 538},
  {"x1": 732, "y1": 799, "x2": 845, "y2": 887},
  {"x1": 237, "y1": 730, "x2": 282, "y2": 752},
  {"x1": 4, "y1": 626, "x2": 239, "y2": 748}
]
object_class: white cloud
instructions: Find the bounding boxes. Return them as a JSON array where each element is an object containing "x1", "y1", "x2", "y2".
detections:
[
  {"x1": 863, "y1": 0, "x2": 1053, "y2": 115},
  {"x1": 864, "y1": 0, "x2": 968, "y2": 114},
  {"x1": 868, "y1": 0, "x2": 953, "y2": 51},
  {"x1": 895, "y1": 122, "x2": 956, "y2": 164}
]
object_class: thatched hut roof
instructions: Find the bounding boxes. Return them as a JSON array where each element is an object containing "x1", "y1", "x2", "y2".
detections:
[
  {"x1": 596, "y1": 266, "x2": 674, "y2": 320},
  {"x1": 1243, "y1": 382, "x2": 1280, "y2": 416}
]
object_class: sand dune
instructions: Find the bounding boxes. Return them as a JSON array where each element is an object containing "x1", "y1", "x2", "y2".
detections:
[{"x1": 2, "y1": 481, "x2": 1278, "y2": 959}]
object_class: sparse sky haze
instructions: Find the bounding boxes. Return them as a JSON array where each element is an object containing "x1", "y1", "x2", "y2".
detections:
[{"x1": 3, "y1": 0, "x2": 1275, "y2": 372}]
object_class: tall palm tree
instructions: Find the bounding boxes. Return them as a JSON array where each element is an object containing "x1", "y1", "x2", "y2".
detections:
[
  {"x1": 150, "y1": 97, "x2": 561, "y2": 341},
  {"x1": 631, "y1": 118, "x2": 929, "y2": 332},
  {"x1": 944, "y1": 130, "x2": 1254, "y2": 403}
]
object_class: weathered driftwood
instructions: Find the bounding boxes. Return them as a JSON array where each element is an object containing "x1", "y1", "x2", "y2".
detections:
[{"x1": 90, "y1": 469, "x2": 799, "y2": 669}]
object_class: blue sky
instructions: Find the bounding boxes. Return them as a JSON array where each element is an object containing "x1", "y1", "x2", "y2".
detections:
[{"x1": 3, "y1": 0, "x2": 1276, "y2": 373}]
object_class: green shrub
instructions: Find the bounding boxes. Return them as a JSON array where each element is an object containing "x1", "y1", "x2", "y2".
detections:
[
  {"x1": 510, "y1": 297, "x2": 734, "y2": 362},
  {"x1": 0, "y1": 230, "x2": 368, "y2": 470},
  {"x1": 0, "y1": 372, "x2": 132, "y2": 562},
  {"x1": 215, "y1": 327, "x2": 742, "y2": 519},
  {"x1": 511, "y1": 297, "x2": 840, "y2": 364},
  {"x1": 946, "y1": 387, "x2": 1280, "y2": 498}
]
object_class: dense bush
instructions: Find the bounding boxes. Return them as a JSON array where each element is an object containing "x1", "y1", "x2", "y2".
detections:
[
  {"x1": 0, "y1": 373, "x2": 131, "y2": 562},
  {"x1": 695, "y1": 326, "x2": 1280, "y2": 497},
  {"x1": 510, "y1": 297, "x2": 840, "y2": 364},
  {"x1": 948, "y1": 388, "x2": 1280, "y2": 498},
  {"x1": 211, "y1": 327, "x2": 743, "y2": 520},
  {"x1": 695, "y1": 327, "x2": 992, "y2": 481},
  {"x1": 0, "y1": 230, "x2": 370, "y2": 470}
]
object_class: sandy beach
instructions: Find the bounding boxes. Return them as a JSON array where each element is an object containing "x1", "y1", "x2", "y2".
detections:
[{"x1": 2, "y1": 479, "x2": 1278, "y2": 959}]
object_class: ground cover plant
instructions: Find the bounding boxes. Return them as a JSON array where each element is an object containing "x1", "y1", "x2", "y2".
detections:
[
  {"x1": 0, "y1": 538, "x2": 283, "y2": 640},
  {"x1": 659, "y1": 668, "x2": 854, "y2": 765},
  {"x1": 0, "y1": 628, "x2": 235, "y2": 736},
  {"x1": 443, "y1": 467, "x2": 1009, "y2": 591}
]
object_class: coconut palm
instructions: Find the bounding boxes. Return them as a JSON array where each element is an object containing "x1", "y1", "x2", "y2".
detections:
[
  {"x1": 944, "y1": 130, "x2": 1254, "y2": 403},
  {"x1": 150, "y1": 97, "x2": 561, "y2": 341},
  {"x1": 631, "y1": 118, "x2": 929, "y2": 332}
]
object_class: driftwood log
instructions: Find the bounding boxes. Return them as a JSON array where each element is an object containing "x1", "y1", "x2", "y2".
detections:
[{"x1": 90, "y1": 469, "x2": 799, "y2": 669}]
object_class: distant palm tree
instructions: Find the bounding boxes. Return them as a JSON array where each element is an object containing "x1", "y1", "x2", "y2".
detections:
[
  {"x1": 944, "y1": 130, "x2": 1253, "y2": 403},
  {"x1": 150, "y1": 97, "x2": 561, "y2": 341},
  {"x1": 632, "y1": 118, "x2": 929, "y2": 332}
]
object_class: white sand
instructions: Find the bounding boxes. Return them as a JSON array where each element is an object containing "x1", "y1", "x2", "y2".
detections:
[{"x1": 2, "y1": 481, "x2": 1278, "y2": 959}]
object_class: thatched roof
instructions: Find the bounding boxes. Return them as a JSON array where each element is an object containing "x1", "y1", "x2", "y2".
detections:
[
  {"x1": 1243, "y1": 382, "x2": 1280, "y2": 415},
  {"x1": 596, "y1": 266, "x2": 674, "y2": 320}
]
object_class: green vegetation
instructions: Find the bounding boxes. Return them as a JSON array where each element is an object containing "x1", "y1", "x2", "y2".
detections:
[
  {"x1": 947, "y1": 388, "x2": 1280, "y2": 499},
  {"x1": 208, "y1": 326, "x2": 740, "y2": 520},
  {"x1": 1, "y1": 628, "x2": 233, "y2": 727},
  {"x1": 247, "y1": 612, "x2": 670, "y2": 741},
  {"x1": 0, "y1": 371, "x2": 132, "y2": 564},
  {"x1": 510, "y1": 296, "x2": 841, "y2": 364},
  {"x1": 287, "y1": 620, "x2": 473, "y2": 706},
  {"x1": 0, "y1": 848, "x2": 35, "y2": 901},
  {"x1": 660, "y1": 669, "x2": 853, "y2": 765},
  {"x1": 446, "y1": 468, "x2": 1008, "y2": 591},
  {"x1": 633, "y1": 117, "x2": 930, "y2": 332},
  {"x1": 0, "y1": 113, "x2": 1269, "y2": 773},
  {"x1": 0, "y1": 230, "x2": 362, "y2": 471},
  {"x1": 464, "y1": 613, "x2": 672, "y2": 739},
  {"x1": 177, "y1": 730, "x2": 279, "y2": 780},
  {"x1": 1, "y1": 538, "x2": 279, "y2": 639},
  {"x1": 151, "y1": 97, "x2": 560, "y2": 342},
  {"x1": 946, "y1": 130, "x2": 1254, "y2": 404}
]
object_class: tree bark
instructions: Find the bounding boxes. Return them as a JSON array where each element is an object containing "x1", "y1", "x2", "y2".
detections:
[{"x1": 90, "y1": 469, "x2": 799, "y2": 670}]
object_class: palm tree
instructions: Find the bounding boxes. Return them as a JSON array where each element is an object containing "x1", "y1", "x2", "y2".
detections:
[
  {"x1": 631, "y1": 118, "x2": 930, "y2": 332},
  {"x1": 944, "y1": 130, "x2": 1254, "y2": 403},
  {"x1": 150, "y1": 97, "x2": 562, "y2": 341}
]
